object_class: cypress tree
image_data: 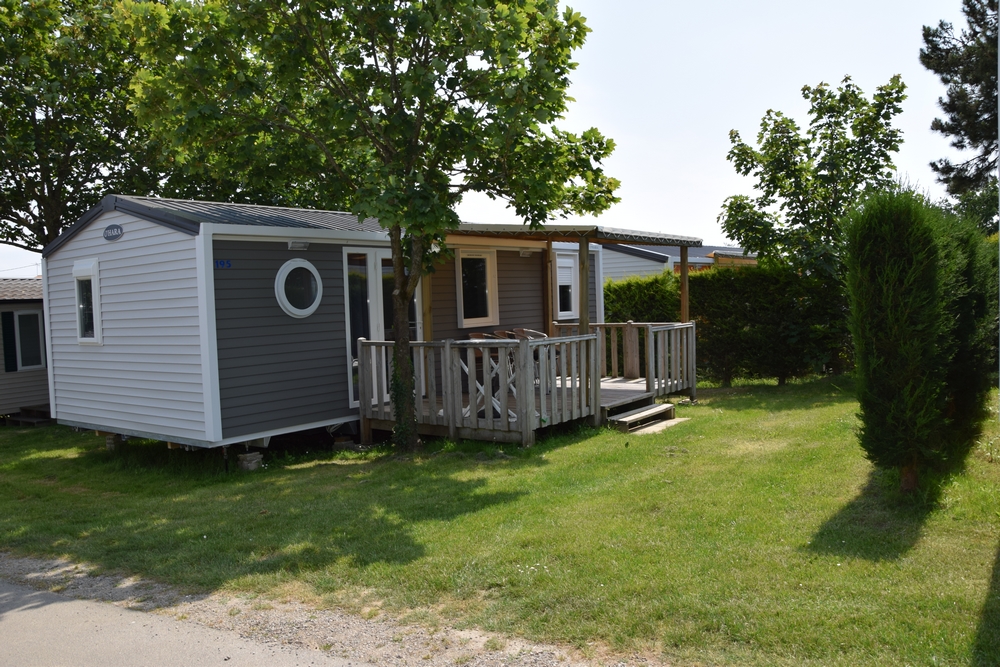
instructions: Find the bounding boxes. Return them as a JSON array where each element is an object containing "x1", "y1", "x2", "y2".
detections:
[{"x1": 844, "y1": 190, "x2": 992, "y2": 491}]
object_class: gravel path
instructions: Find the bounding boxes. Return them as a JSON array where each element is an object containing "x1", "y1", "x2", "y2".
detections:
[{"x1": 0, "y1": 552, "x2": 664, "y2": 667}]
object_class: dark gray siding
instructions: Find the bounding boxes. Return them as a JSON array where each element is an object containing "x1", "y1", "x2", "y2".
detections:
[
  {"x1": 432, "y1": 250, "x2": 545, "y2": 339},
  {"x1": 214, "y1": 240, "x2": 351, "y2": 438},
  {"x1": 0, "y1": 301, "x2": 50, "y2": 414}
]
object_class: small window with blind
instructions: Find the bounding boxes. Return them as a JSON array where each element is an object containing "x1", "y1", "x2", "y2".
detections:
[{"x1": 556, "y1": 253, "x2": 579, "y2": 320}]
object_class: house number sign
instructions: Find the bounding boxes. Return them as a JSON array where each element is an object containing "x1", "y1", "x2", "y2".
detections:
[{"x1": 103, "y1": 224, "x2": 124, "y2": 241}]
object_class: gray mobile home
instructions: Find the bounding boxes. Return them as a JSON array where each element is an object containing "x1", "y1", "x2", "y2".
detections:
[
  {"x1": 0, "y1": 278, "x2": 50, "y2": 416},
  {"x1": 43, "y1": 195, "x2": 700, "y2": 448},
  {"x1": 42, "y1": 195, "x2": 394, "y2": 447}
]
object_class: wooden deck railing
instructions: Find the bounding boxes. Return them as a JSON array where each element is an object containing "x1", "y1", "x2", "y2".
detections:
[
  {"x1": 555, "y1": 321, "x2": 697, "y2": 398},
  {"x1": 358, "y1": 334, "x2": 600, "y2": 446},
  {"x1": 645, "y1": 323, "x2": 697, "y2": 399}
]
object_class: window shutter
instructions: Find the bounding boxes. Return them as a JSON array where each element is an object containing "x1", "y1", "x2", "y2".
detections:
[
  {"x1": 557, "y1": 256, "x2": 574, "y2": 286},
  {"x1": 1, "y1": 311, "x2": 17, "y2": 372}
]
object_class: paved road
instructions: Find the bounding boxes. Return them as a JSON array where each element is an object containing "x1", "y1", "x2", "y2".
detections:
[{"x1": 0, "y1": 580, "x2": 373, "y2": 667}]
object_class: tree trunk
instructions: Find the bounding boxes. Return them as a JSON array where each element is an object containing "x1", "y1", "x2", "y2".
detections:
[
  {"x1": 900, "y1": 461, "x2": 919, "y2": 493},
  {"x1": 388, "y1": 224, "x2": 423, "y2": 452}
]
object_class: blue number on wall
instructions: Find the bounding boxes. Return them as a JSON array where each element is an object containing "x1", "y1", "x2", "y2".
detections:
[{"x1": 214, "y1": 260, "x2": 232, "y2": 269}]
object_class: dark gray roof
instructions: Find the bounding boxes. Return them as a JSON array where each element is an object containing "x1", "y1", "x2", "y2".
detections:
[
  {"x1": 623, "y1": 244, "x2": 752, "y2": 259},
  {"x1": 452, "y1": 223, "x2": 701, "y2": 247},
  {"x1": 44, "y1": 195, "x2": 704, "y2": 258},
  {"x1": 0, "y1": 278, "x2": 42, "y2": 301},
  {"x1": 44, "y1": 195, "x2": 385, "y2": 258},
  {"x1": 603, "y1": 244, "x2": 671, "y2": 262}
]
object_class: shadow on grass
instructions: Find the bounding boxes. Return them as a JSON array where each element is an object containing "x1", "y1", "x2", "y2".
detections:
[
  {"x1": 974, "y1": 538, "x2": 1000, "y2": 666},
  {"x1": 0, "y1": 426, "x2": 541, "y2": 590},
  {"x1": 806, "y1": 467, "x2": 938, "y2": 561},
  {"x1": 696, "y1": 375, "x2": 856, "y2": 413}
]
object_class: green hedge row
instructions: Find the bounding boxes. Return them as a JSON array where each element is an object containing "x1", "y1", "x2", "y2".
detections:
[
  {"x1": 689, "y1": 267, "x2": 846, "y2": 386},
  {"x1": 603, "y1": 265, "x2": 847, "y2": 387},
  {"x1": 844, "y1": 191, "x2": 994, "y2": 488}
]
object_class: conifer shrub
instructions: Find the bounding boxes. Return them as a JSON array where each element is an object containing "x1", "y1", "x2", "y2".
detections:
[{"x1": 844, "y1": 190, "x2": 992, "y2": 491}]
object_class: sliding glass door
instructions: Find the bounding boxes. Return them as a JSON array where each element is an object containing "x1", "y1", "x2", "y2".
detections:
[{"x1": 345, "y1": 248, "x2": 422, "y2": 406}]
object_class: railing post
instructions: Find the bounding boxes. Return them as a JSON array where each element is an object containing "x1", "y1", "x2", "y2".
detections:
[
  {"x1": 358, "y1": 339, "x2": 373, "y2": 445},
  {"x1": 689, "y1": 324, "x2": 698, "y2": 402},
  {"x1": 444, "y1": 339, "x2": 457, "y2": 440},
  {"x1": 645, "y1": 324, "x2": 655, "y2": 394},
  {"x1": 517, "y1": 338, "x2": 535, "y2": 446},
  {"x1": 590, "y1": 335, "x2": 601, "y2": 426},
  {"x1": 624, "y1": 320, "x2": 640, "y2": 379}
]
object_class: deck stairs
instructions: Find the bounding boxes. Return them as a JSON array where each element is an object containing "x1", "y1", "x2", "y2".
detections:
[
  {"x1": 5, "y1": 404, "x2": 52, "y2": 427},
  {"x1": 605, "y1": 397, "x2": 675, "y2": 433}
]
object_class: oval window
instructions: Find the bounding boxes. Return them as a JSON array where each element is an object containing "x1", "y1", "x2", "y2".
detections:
[{"x1": 275, "y1": 259, "x2": 323, "y2": 318}]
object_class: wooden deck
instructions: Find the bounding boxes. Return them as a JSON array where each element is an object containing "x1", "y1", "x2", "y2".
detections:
[
  {"x1": 364, "y1": 377, "x2": 655, "y2": 440},
  {"x1": 359, "y1": 322, "x2": 696, "y2": 446}
]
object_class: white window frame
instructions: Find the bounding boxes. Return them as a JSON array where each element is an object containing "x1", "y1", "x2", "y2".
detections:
[
  {"x1": 275, "y1": 258, "x2": 323, "y2": 318},
  {"x1": 342, "y1": 247, "x2": 424, "y2": 408},
  {"x1": 555, "y1": 252, "x2": 579, "y2": 320},
  {"x1": 455, "y1": 248, "x2": 499, "y2": 329},
  {"x1": 13, "y1": 310, "x2": 45, "y2": 370},
  {"x1": 72, "y1": 258, "x2": 102, "y2": 345}
]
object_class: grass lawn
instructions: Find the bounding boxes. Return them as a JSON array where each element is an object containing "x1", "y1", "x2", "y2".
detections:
[{"x1": 0, "y1": 376, "x2": 997, "y2": 666}]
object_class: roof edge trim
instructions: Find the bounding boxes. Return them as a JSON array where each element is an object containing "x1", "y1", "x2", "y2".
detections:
[{"x1": 42, "y1": 195, "x2": 201, "y2": 258}]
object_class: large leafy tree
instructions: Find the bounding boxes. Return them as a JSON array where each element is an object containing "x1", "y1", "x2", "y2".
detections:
[
  {"x1": 718, "y1": 76, "x2": 906, "y2": 281},
  {"x1": 123, "y1": 0, "x2": 620, "y2": 449},
  {"x1": 0, "y1": 0, "x2": 167, "y2": 250},
  {"x1": 920, "y1": 0, "x2": 998, "y2": 195},
  {"x1": 0, "y1": 0, "x2": 342, "y2": 253},
  {"x1": 718, "y1": 77, "x2": 906, "y2": 372}
]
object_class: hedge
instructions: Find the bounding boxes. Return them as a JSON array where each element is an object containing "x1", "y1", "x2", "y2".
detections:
[{"x1": 603, "y1": 266, "x2": 847, "y2": 386}]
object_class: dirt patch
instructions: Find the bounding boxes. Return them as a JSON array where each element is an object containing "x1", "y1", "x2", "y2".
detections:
[{"x1": 0, "y1": 551, "x2": 667, "y2": 667}]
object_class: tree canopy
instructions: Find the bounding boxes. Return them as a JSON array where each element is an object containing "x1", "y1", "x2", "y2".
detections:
[
  {"x1": 0, "y1": 0, "x2": 165, "y2": 250},
  {"x1": 122, "y1": 0, "x2": 620, "y2": 448},
  {"x1": 718, "y1": 76, "x2": 906, "y2": 281},
  {"x1": 920, "y1": 0, "x2": 998, "y2": 195}
]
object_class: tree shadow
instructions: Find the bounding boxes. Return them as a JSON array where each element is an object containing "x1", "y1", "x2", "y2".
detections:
[
  {"x1": 806, "y1": 467, "x2": 937, "y2": 561},
  {"x1": 974, "y1": 538, "x2": 1000, "y2": 666},
  {"x1": 696, "y1": 375, "x2": 856, "y2": 413},
  {"x1": 0, "y1": 427, "x2": 541, "y2": 591}
]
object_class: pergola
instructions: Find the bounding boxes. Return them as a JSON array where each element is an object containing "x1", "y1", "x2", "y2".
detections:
[{"x1": 450, "y1": 222, "x2": 703, "y2": 331}]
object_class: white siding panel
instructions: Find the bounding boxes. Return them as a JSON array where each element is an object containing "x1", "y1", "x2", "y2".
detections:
[
  {"x1": 602, "y1": 251, "x2": 669, "y2": 283},
  {"x1": 46, "y1": 211, "x2": 207, "y2": 440}
]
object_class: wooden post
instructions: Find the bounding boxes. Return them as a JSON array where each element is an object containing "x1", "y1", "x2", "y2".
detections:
[
  {"x1": 578, "y1": 236, "x2": 590, "y2": 335},
  {"x1": 517, "y1": 338, "x2": 535, "y2": 446},
  {"x1": 624, "y1": 320, "x2": 640, "y2": 379},
  {"x1": 420, "y1": 273, "x2": 433, "y2": 341},
  {"x1": 543, "y1": 241, "x2": 553, "y2": 337},
  {"x1": 590, "y1": 336, "x2": 601, "y2": 426},
  {"x1": 680, "y1": 246, "x2": 690, "y2": 323},
  {"x1": 645, "y1": 324, "x2": 655, "y2": 393},
  {"x1": 444, "y1": 339, "x2": 457, "y2": 440},
  {"x1": 358, "y1": 339, "x2": 373, "y2": 445}
]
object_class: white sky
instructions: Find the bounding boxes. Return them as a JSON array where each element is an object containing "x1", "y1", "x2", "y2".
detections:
[{"x1": 0, "y1": 0, "x2": 969, "y2": 275}]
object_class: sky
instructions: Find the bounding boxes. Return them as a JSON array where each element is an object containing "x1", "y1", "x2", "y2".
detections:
[{"x1": 0, "y1": 0, "x2": 972, "y2": 276}]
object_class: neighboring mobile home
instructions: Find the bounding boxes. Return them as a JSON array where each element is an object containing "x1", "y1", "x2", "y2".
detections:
[
  {"x1": 43, "y1": 196, "x2": 700, "y2": 448},
  {"x1": 601, "y1": 244, "x2": 757, "y2": 283},
  {"x1": 0, "y1": 278, "x2": 50, "y2": 415}
]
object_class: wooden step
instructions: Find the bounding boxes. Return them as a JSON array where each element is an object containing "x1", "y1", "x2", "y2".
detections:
[
  {"x1": 607, "y1": 402, "x2": 675, "y2": 433},
  {"x1": 5, "y1": 413, "x2": 52, "y2": 427},
  {"x1": 19, "y1": 404, "x2": 50, "y2": 419}
]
